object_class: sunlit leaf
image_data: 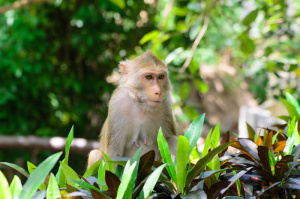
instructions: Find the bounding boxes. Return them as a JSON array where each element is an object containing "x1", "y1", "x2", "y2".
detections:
[
  {"x1": 109, "y1": 0, "x2": 125, "y2": 9},
  {"x1": 246, "y1": 123, "x2": 256, "y2": 141},
  {"x1": 59, "y1": 161, "x2": 80, "y2": 189},
  {"x1": 0, "y1": 162, "x2": 29, "y2": 178},
  {"x1": 10, "y1": 175, "x2": 22, "y2": 199},
  {"x1": 116, "y1": 161, "x2": 136, "y2": 199},
  {"x1": 139, "y1": 30, "x2": 160, "y2": 45},
  {"x1": 46, "y1": 173, "x2": 61, "y2": 199},
  {"x1": 242, "y1": 9, "x2": 259, "y2": 26},
  {"x1": 19, "y1": 152, "x2": 62, "y2": 199},
  {"x1": 177, "y1": 136, "x2": 190, "y2": 192},
  {"x1": 0, "y1": 171, "x2": 12, "y2": 199},
  {"x1": 83, "y1": 159, "x2": 102, "y2": 178}
]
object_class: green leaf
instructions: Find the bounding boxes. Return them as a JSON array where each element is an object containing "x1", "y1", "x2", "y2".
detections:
[
  {"x1": 27, "y1": 161, "x2": 46, "y2": 190},
  {"x1": 109, "y1": 0, "x2": 125, "y2": 9},
  {"x1": 0, "y1": 171, "x2": 12, "y2": 199},
  {"x1": 65, "y1": 125, "x2": 74, "y2": 164},
  {"x1": 98, "y1": 160, "x2": 106, "y2": 188},
  {"x1": 71, "y1": 179, "x2": 102, "y2": 192},
  {"x1": 283, "y1": 120, "x2": 297, "y2": 155},
  {"x1": 46, "y1": 173, "x2": 61, "y2": 199},
  {"x1": 211, "y1": 123, "x2": 220, "y2": 148},
  {"x1": 0, "y1": 162, "x2": 29, "y2": 178},
  {"x1": 10, "y1": 175, "x2": 22, "y2": 199},
  {"x1": 242, "y1": 9, "x2": 259, "y2": 26},
  {"x1": 157, "y1": 128, "x2": 177, "y2": 184},
  {"x1": 189, "y1": 147, "x2": 200, "y2": 164},
  {"x1": 246, "y1": 123, "x2": 256, "y2": 141},
  {"x1": 286, "y1": 92, "x2": 300, "y2": 115},
  {"x1": 285, "y1": 144, "x2": 300, "y2": 179},
  {"x1": 19, "y1": 152, "x2": 62, "y2": 199},
  {"x1": 83, "y1": 159, "x2": 102, "y2": 178},
  {"x1": 102, "y1": 152, "x2": 114, "y2": 173},
  {"x1": 239, "y1": 34, "x2": 255, "y2": 56},
  {"x1": 268, "y1": 150, "x2": 276, "y2": 176},
  {"x1": 59, "y1": 161, "x2": 80, "y2": 189},
  {"x1": 176, "y1": 136, "x2": 190, "y2": 192},
  {"x1": 139, "y1": 30, "x2": 160, "y2": 45},
  {"x1": 202, "y1": 129, "x2": 212, "y2": 158},
  {"x1": 184, "y1": 114, "x2": 205, "y2": 156},
  {"x1": 140, "y1": 164, "x2": 167, "y2": 199},
  {"x1": 194, "y1": 79, "x2": 209, "y2": 93},
  {"x1": 116, "y1": 161, "x2": 136, "y2": 199},
  {"x1": 130, "y1": 147, "x2": 142, "y2": 187},
  {"x1": 185, "y1": 142, "x2": 233, "y2": 188},
  {"x1": 280, "y1": 98, "x2": 300, "y2": 120},
  {"x1": 179, "y1": 82, "x2": 191, "y2": 101}
]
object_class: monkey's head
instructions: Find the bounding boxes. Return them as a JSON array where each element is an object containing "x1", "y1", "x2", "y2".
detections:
[{"x1": 119, "y1": 51, "x2": 171, "y2": 109}]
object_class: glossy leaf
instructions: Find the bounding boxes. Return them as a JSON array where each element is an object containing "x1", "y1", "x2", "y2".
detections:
[
  {"x1": 202, "y1": 129, "x2": 212, "y2": 158},
  {"x1": 257, "y1": 146, "x2": 271, "y2": 173},
  {"x1": 19, "y1": 152, "x2": 62, "y2": 199},
  {"x1": 0, "y1": 171, "x2": 12, "y2": 199},
  {"x1": 265, "y1": 131, "x2": 273, "y2": 150},
  {"x1": 286, "y1": 92, "x2": 300, "y2": 115},
  {"x1": 106, "y1": 171, "x2": 120, "y2": 198},
  {"x1": 177, "y1": 136, "x2": 190, "y2": 192},
  {"x1": 46, "y1": 173, "x2": 61, "y2": 199},
  {"x1": 116, "y1": 161, "x2": 136, "y2": 199},
  {"x1": 185, "y1": 142, "x2": 233, "y2": 189},
  {"x1": 273, "y1": 141, "x2": 286, "y2": 152},
  {"x1": 27, "y1": 161, "x2": 46, "y2": 190},
  {"x1": 184, "y1": 113, "x2": 205, "y2": 156},
  {"x1": 130, "y1": 147, "x2": 142, "y2": 187},
  {"x1": 285, "y1": 144, "x2": 300, "y2": 179},
  {"x1": 136, "y1": 150, "x2": 155, "y2": 186},
  {"x1": 140, "y1": 164, "x2": 167, "y2": 199},
  {"x1": 268, "y1": 150, "x2": 276, "y2": 176},
  {"x1": 275, "y1": 155, "x2": 293, "y2": 180},
  {"x1": 246, "y1": 123, "x2": 256, "y2": 141},
  {"x1": 91, "y1": 189, "x2": 109, "y2": 199},
  {"x1": 10, "y1": 175, "x2": 22, "y2": 199},
  {"x1": 157, "y1": 128, "x2": 177, "y2": 184}
]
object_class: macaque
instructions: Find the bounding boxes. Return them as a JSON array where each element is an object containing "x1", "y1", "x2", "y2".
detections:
[{"x1": 87, "y1": 51, "x2": 178, "y2": 168}]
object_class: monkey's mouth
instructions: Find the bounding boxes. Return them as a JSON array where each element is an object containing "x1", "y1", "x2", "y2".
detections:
[{"x1": 147, "y1": 100, "x2": 161, "y2": 106}]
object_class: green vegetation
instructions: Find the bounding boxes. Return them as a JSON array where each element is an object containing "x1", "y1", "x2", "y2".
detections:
[{"x1": 1, "y1": 93, "x2": 300, "y2": 198}]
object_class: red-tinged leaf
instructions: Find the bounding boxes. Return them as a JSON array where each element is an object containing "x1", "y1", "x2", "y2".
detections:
[
  {"x1": 136, "y1": 150, "x2": 155, "y2": 186},
  {"x1": 273, "y1": 141, "x2": 286, "y2": 152},
  {"x1": 205, "y1": 181, "x2": 231, "y2": 199},
  {"x1": 105, "y1": 171, "x2": 120, "y2": 198},
  {"x1": 231, "y1": 141, "x2": 260, "y2": 164},
  {"x1": 219, "y1": 131, "x2": 230, "y2": 157},
  {"x1": 256, "y1": 181, "x2": 281, "y2": 197},
  {"x1": 91, "y1": 189, "x2": 109, "y2": 199},
  {"x1": 275, "y1": 155, "x2": 294, "y2": 181},
  {"x1": 277, "y1": 133, "x2": 287, "y2": 142},
  {"x1": 0, "y1": 162, "x2": 29, "y2": 178},
  {"x1": 257, "y1": 146, "x2": 272, "y2": 174},
  {"x1": 246, "y1": 123, "x2": 256, "y2": 141},
  {"x1": 265, "y1": 131, "x2": 273, "y2": 150}
]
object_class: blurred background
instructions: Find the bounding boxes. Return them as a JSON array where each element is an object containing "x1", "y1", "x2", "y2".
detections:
[{"x1": 0, "y1": 0, "x2": 299, "y2": 180}]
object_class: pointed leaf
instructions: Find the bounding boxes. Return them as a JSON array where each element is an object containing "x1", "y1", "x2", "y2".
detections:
[
  {"x1": 268, "y1": 150, "x2": 276, "y2": 176},
  {"x1": 130, "y1": 147, "x2": 142, "y2": 187},
  {"x1": 273, "y1": 141, "x2": 286, "y2": 152},
  {"x1": 285, "y1": 144, "x2": 300, "y2": 179},
  {"x1": 71, "y1": 179, "x2": 101, "y2": 192},
  {"x1": 286, "y1": 92, "x2": 300, "y2": 115},
  {"x1": 10, "y1": 175, "x2": 22, "y2": 199},
  {"x1": 91, "y1": 189, "x2": 109, "y2": 199},
  {"x1": 257, "y1": 146, "x2": 271, "y2": 173},
  {"x1": 116, "y1": 161, "x2": 136, "y2": 199},
  {"x1": 106, "y1": 171, "x2": 120, "y2": 198},
  {"x1": 83, "y1": 159, "x2": 102, "y2": 178},
  {"x1": 265, "y1": 131, "x2": 273, "y2": 150},
  {"x1": 185, "y1": 142, "x2": 233, "y2": 188},
  {"x1": 242, "y1": 9, "x2": 259, "y2": 26},
  {"x1": 219, "y1": 131, "x2": 230, "y2": 157},
  {"x1": 19, "y1": 152, "x2": 62, "y2": 199},
  {"x1": 65, "y1": 125, "x2": 74, "y2": 164},
  {"x1": 246, "y1": 123, "x2": 256, "y2": 141},
  {"x1": 0, "y1": 162, "x2": 29, "y2": 178},
  {"x1": 0, "y1": 171, "x2": 12, "y2": 199},
  {"x1": 59, "y1": 161, "x2": 80, "y2": 188},
  {"x1": 46, "y1": 173, "x2": 61, "y2": 199},
  {"x1": 202, "y1": 129, "x2": 212, "y2": 158},
  {"x1": 184, "y1": 114, "x2": 205, "y2": 155},
  {"x1": 275, "y1": 155, "x2": 293, "y2": 180},
  {"x1": 157, "y1": 128, "x2": 177, "y2": 184},
  {"x1": 211, "y1": 123, "x2": 220, "y2": 148},
  {"x1": 177, "y1": 136, "x2": 190, "y2": 192},
  {"x1": 27, "y1": 161, "x2": 46, "y2": 190},
  {"x1": 141, "y1": 164, "x2": 167, "y2": 199},
  {"x1": 136, "y1": 150, "x2": 155, "y2": 185}
]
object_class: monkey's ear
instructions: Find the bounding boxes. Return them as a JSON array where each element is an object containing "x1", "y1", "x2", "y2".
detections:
[{"x1": 119, "y1": 61, "x2": 128, "y2": 76}]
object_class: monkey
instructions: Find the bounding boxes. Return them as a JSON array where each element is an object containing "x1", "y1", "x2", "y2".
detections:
[{"x1": 87, "y1": 51, "x2": 178, "y2": 168}]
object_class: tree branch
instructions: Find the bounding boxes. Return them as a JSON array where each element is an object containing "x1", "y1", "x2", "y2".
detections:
[{"x1": 0, "y1": 0, "x2": 53, "y2": 15}]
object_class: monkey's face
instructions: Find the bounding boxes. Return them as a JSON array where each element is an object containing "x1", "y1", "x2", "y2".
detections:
[{"x1": 139, "y1": 70, "x2": 167, "y2": 107}]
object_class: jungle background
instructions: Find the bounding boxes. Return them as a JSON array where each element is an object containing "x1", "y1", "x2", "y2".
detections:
[{"x1": 0, "y1": 0, "x2": 299, "y2": 178}]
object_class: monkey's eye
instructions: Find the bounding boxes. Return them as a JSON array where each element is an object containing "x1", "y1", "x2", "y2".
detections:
[
  {"x1": 145, "y1": 75, "x2": 153, "y2": 80},
  {"x1": 158, "y1": 75, "x2": 165, "y2": 80}
]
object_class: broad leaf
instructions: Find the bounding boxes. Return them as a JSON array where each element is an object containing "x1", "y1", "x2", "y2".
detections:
[
  {"x1": 286, "y1": 92, "x2": 300, "y2": 116},
  {"x1": 10, "y1": 175, "x2": 22, "y2": 199},
  {"x1": 83, "y1": 159, "x2": 102, "y2": 178},
  {"x1": 140, "y1": 164, "x2": 167, "y2": 199},
  {"x1": 106, "y1": 171, "x2": 120, "y2": 198},
  {"x1": 242, "y1": 9, "x2": 259, "y2": 26},
  {"x1": 136, "y1": 150, "x2": 155, "y2": 185},
  {"x1": 0, "y1": 171, "x2": 12, "y2": 199},
  {"x1": 46, "y1": 173, "x2": 61, "y2": 199},
  {"x1": 59, "y1": 161, "x2": 80, "y2": 189},
  {"x1": 184, "y1": 114, "x2": 205, "y2": 156},
  {"x1": 19, "y1": 152, "x2": 62, "y2": 199}
]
